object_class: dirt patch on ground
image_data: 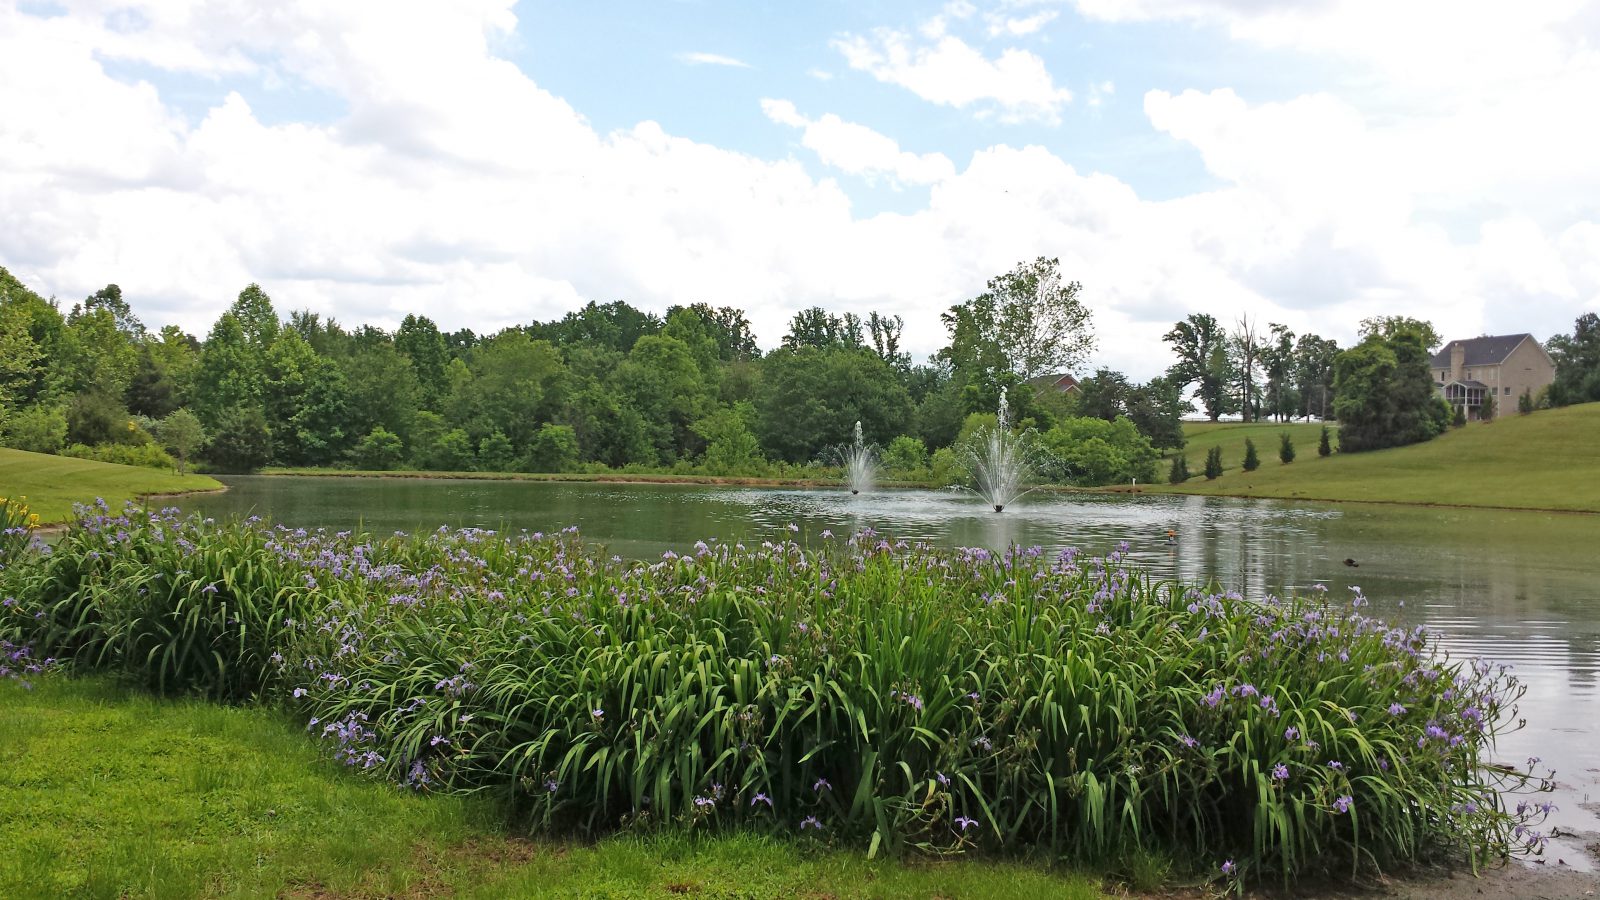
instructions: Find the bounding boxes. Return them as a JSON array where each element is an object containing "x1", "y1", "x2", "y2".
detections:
[{"x1": 1377, "y1": 861, "x2": 1598, "y2": 899}]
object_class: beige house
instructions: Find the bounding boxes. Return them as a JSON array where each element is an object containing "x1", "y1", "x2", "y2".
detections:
[{"x1": 1431, "y1": 333, "x2": 1556, "y2": 420}]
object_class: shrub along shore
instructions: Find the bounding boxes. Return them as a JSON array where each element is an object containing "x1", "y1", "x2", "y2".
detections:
[{"x1": 0, "y1": 498, "x2": 1554, "y2": 889}]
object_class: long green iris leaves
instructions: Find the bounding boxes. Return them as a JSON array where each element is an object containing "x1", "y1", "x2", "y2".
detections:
[{"x1": 0, "y1": 501, "x2": 1554, "y2": 885}]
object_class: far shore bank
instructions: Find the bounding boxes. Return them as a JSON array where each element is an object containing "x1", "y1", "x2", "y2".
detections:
[
  {"x1": 1098, "y1": 483, "x2": 1600, "y2": 517},
  {"x1": 247, "y1": 467, "x2": 1600, "y2": 516}
]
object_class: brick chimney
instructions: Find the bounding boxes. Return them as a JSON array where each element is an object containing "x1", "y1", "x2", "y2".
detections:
[{"x1": 1450, "y1": 342, "x2": 1464, "y2": 381}]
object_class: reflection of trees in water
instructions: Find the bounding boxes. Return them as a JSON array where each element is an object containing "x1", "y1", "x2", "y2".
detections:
[{"x1": 1150, "y1": 497, "x2": 1600, "y2": 695}]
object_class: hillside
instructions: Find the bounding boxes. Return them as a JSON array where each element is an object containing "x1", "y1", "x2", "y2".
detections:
[
  {"x1": 1173, "y1": 420, "x2": 1331, "y2": 476},
  {"x1": 1145, "y1": 404, "x2": 1600, "y2": 512},
  {"x1": 0, "y1": 448, "x2": 223, "y2": 524}
]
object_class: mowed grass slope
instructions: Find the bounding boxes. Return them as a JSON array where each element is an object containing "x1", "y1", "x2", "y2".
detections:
[
  {"x1": 0, "y1": 447, "x2": 221, "y2": 524},
  {"x1": 1153, "y1": 403, "x2": 1600, "y2": 512},
  {"x1": 1173, "y1": 420, "x2": 1330, "y2": 476},
  {"x1": 0, "y1": 678, "x2": 1107, "y2": 900}
]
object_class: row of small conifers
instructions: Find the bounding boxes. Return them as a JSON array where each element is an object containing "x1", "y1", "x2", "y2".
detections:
[{"x1": 0, "y1": 498, "x2": 1550, "y2": 885}]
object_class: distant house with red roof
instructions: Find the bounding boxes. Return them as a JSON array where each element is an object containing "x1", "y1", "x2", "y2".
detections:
[
  {"x1": 1431, "y1": 333, "x2": 1555, "y2": 420},
  {"x1": 1026, "y1": 373, "x2": 1081, "y2": 395}
]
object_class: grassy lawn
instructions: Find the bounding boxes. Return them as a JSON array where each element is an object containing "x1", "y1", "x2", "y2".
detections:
[
  {"x1": 0, "y1": 448, "x2": 222, "y2": 525},
  {"x1": 1171, "y1": 420, "x2": 1331, "y2": 477},
  {"x1": 1145, "y1": 403, "x2": 1600, "y2": 512},
  {"x1": 0, "y1": 677, "x2": 1109, "y2": 900}
]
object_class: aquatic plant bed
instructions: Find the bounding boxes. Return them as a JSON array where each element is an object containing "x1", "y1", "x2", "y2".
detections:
[{"x1": 0, "y1": 501, "x2": 1553, "y2": 887}]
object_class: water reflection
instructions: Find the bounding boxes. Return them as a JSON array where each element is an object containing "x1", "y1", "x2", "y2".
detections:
[{"x1": 182, "y1": 477, "x2": 1600, "y2": 857}]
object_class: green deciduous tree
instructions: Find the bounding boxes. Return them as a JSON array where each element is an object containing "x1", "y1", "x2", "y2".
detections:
[
  {"x1": 1333, "y1": 327, "x2": 1451, "y2": 452},
  {"x1": 395, "y1": 314, "x2": 451, "y2": 409},
  {"x1": 62, "y1": 304, "x2": 139, "y2": 399},
  {"x1": 532, "y1": 300, "x2": 661, "y2": 353},
  {"x1": 1163, "y1": 313, "x2": 1229, "y2": 421},
  {"x1": 755, "y1": 347, "x2": 912, "y2": 463},
  {"x1": 782, "y1": 307, "x2": 863, "y2": 351},
  {"x1": 340, "y1": 341, "x2": 423, "y2": 447},
  {"x1": 693, "y1": 404, "x2": 764, "y2": 475},
  {"x1": 617, "y1": 334, "x2": 713, "y2": 464},
  {"x1": 1359, "y1": 316, "x2": 1441, "y2": 351},
  {"x1": 1262, "y1": 324, "x2": 1299, "y2": 421},
  {"x1": 665, "y1": 303, "x2": 760, "y2": 363},
  {"x1": 83, "y1": 283, "x2": 143, "y2": 338},
  {"x1": 157, "y1": 408, "x2": 206, "y2": 475},
  {"x1": 352, "y1": 426, "x2": 404, "y2": 470},
  {"x1": 866, "y1": 312, "x2": 909, "y2": 372},
  {"x1": 526, "y1": 423, "x2": 579, "y2": 473},
  {"x1": 1547, "y1": 313, "x2": 1600, "y2": 406},
  {"x1": 1, "y1": 405, "x2": 67, "y2": 454},
  {"x1": 228, "y1": 283, "x2": 281, "y2": 349},
  {"x1": 476, "y1": 430, "x2": 516, "y2": 472},
  {"x1": 882, "y1": 435, "x2": 929, "y2": 476},
  {"x1": 1294, "y1": 333, "x2": 1340, "y2": 421},
  {"x1": 940, "y1": 257, "x2": 1095, "y2": 388},
  {"x1": 194, "y1": 314, "x2": 265, "y2": 425},
  {"x1": 1040, "y1": 416, "x2": 1158, "y2": 486}
]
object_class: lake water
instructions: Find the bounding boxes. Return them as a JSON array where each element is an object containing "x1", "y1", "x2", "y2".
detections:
[{"x1": 182, "y1": 475, "x2": 1600, "y2": 866}]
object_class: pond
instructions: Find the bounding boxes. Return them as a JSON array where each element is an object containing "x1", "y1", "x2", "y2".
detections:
[{"x1": 181, "y1": 475, "x2": 1600, "y2": 865}]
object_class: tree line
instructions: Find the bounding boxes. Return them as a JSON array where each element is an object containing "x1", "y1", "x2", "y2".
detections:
[
  {"x1": 8, "y1": 259, "x2": 1593, "y2": 483},
  {"x1": 1160, "y1": 309, "x2": 1600, "y2": 454},
  {"x1": 0, "y1": 261, "x2": 1178, "y2": 486}
]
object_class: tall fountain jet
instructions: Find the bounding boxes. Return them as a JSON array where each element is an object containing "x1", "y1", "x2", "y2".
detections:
[
  {"x1": 841, "y1": 420, "x2": 878, "y2": 496},
  {"x1": 966, "y1": 388, "x2": 1031, "y2": 513}
]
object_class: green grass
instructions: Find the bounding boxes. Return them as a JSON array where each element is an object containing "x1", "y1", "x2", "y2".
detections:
[
  {"x1": 0, "y1": 677, "x2": 1106, "y2": 900},
  {"x1": 0, "y1": 447, "x2": 222, "y2": 525},
  {"x1": 1148, "y1": 404, "x2": 1600, "y2": 512},
  {"x1": 1170, "y1": 420, "x2": 1331, "y2": 477}
]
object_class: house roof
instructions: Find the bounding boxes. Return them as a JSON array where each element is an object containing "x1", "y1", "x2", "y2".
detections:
[
  {"x1": 1430, "y1": 334, "x2": 1535, "y2": 369},
  {"x1": 1025, "y1": 373, "x2": 1081, "y2": 392},
  {"x1": 1443, "y1": 379, "x2": 1489, "y2": 389}
]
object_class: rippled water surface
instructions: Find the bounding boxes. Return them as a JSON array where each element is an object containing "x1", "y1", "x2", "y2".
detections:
[{"x1": 185, "y1": 476, "x2": 1600, "y2": 863}]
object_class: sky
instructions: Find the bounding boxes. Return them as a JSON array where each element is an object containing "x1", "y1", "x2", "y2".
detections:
[{"x1": 2, "y1": 0, "x2": 1598, "y2": 379}]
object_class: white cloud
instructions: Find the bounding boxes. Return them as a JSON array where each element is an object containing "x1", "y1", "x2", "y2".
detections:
[
  {"x1": 986, "y1": 10, "x2": 1060, "y2": 36},
  {"x1": 0, "y1": 0, "x2": 1596, "y2": 384},
  {"x1": 1071, "y1": 0, "x2": 1600, "y2": 94},
  {"x1": 832, "y1": 28, "x2": 1073, "y2": 123},
  {"x1": 760, "y1": 99, "x2": 957, "y2": 187},
  {"x1": 677, "y1": 52, "x2": 751, "y2": 68}
]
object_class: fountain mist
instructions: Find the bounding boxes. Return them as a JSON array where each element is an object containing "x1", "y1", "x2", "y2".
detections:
[
  {"x1": 963, "y1": 389, "x2": 1034, "y2": 513},
  {"x1": 840, "y1": 421, "x2": 878, "y2": 496}
]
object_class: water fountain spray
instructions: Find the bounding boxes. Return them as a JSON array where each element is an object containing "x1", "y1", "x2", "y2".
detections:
[
  {"x1": 962, "y1": 388, "x2": 1037, "y2": 513},
  {"x1": 839, "y1": 420, "x2": 878, "y2": 496}
]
